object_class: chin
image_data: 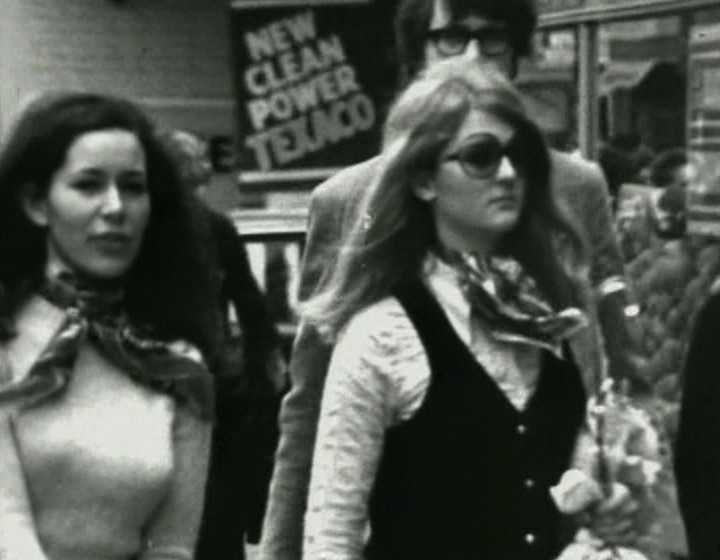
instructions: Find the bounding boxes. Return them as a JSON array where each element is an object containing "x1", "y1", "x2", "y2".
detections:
[
  {"x1": 489, "y1": 215, "x2": 521, "y2": 235},
  {"x1": 77, "y1": 260, "x2": 134, "y2": 281}
]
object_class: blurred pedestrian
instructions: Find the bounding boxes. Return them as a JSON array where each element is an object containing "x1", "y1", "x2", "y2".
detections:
[
  {"x1": 675, "y1": 284, "x2": 720, "y2": 560},
  {"x1": 160, "y1": 129, "x2": 285, "y2": 560},
  {"x1": 648, "y1": 148, "x2": 694, "y2": 239},
  {"x1": 0, "y1": 92, "x2": 218, "y2": 560},
  {"x1": 648, "y1": 148, "x2": 693, "y2": 190}
]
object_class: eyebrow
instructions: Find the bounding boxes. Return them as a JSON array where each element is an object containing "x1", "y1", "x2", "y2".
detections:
[{"x1": 70, "y1": 167, "x2": 147, "y2": 177}]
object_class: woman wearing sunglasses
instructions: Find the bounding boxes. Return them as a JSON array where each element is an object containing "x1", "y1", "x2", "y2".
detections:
[{"x1": 298, "y1": 59, "x2": 634, "y2": 560}]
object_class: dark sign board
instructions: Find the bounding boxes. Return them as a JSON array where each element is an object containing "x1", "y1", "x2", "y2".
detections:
[{"x1": 230, "y1": 0, "x2": 399, "y2": 185}]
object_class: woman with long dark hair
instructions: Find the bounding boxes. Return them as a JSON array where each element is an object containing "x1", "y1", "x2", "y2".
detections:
[{"x1": 0, "y1": 92, "x2": 220, "y2": 560}]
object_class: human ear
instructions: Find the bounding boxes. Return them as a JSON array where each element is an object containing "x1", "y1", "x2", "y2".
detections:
[
  {"x1": 412, "y1": 177, "x2": 437, "y2": 202},
  {"x1": 20, "y1": 183, "x2": 49, "y2": 227}
]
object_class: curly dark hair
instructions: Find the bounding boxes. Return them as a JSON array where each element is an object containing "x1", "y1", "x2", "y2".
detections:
[
  {"x1": 395, "y1": 0, "x2": 537, "y2": 84},
  {"x1": 0, "y1": 92, "x2": 222, "y2": 362}
]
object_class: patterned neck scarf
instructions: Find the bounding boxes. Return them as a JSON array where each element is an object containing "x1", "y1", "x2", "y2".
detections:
[
  {"x1": 0, "y1": 272, "x2": 214, "y2": 420},
  {"x1": 436, "y1": 249, "x2": 588, "y2": 354}
]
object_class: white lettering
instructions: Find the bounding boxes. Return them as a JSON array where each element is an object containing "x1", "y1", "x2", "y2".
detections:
[
  {"x1": 244, "y1": 42, "x2": 349, "y2": 98},
  {"x1": 334, "y1": 65, "x2": 360, "y2": 96},
  {"x1": 349, "y1": 94, "x2": 375, "y2": 130},
  {"x1": 316, "y1": 71, "x2": 341, "y2": 103},
  {"x1": 286, "y1": 80, "x2": 321, "y2": 113},
  {"x1": 245, "y1": 29, "x2": 274, "y2": 62},
  {"x1": 244, "y1": 93, "x2": 377, "y2": 171},
  {"x1": 317, "y1": 35, "x2": 346, "y2": 65},
  {"x1": 248, "y1": 98, "x2": 271, "y2": 130},
  {"x1": 268, "y1": 90, "x2": 294, "y2": 121},
  {"x1": 245, "y1": 65, "x2": 269, "y2": 96},
  {"x1": 244, "y1": 11, "x2": 317, "y2": 61},
  {"x1": 278, "y1": 50, "x2": 303, "y2": 84},
  {"x1": 299, "y1": 43, "x2": 327, "y2": 74},
  {"x1": 245, "y1": 131, "x2": 274, "y2": 170},
  {"x1": 268, "y1": 20, "x2": 291, "y2": 52},
  {"x1": 246, "y1": 66, "x2": 361, "y2": 130},
  {"x1": 285, "y1": 11, "x2": 316, "y2": 44}
]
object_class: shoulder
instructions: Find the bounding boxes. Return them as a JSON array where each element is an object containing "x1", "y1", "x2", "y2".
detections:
[
  {"x1": 332, "y1": 297, "x2": 426, "y2": 377},
  {"x1": 337, "y1": 296, "x2": 416, "y2": 348},
  {"x1": 550, "y1": 150, "x2": 606, "y2": 189},
  {"x1": 329, "y1": 297, "x2": 430, "y2": 418},
  {"x1": 310, "y1": 157, "x2": 381, "y2": 211}
]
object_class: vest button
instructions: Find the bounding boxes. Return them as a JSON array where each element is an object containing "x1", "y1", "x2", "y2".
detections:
[
  {"x1": 524, "y1": 533, "x2": 536, "y2": 544},
  {"x1": 517, "y1": 424, "x2": 527, "y2": 435},
  {"x1": 524, "y1": 478, "x2": 535, "y2": 488}
]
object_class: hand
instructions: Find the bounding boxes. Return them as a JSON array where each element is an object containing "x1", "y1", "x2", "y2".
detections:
[
  {"x1": 266, "y1": 347, "x2": 288, "y2": 394},
  {"x1": 581, "y1": 482, "x2": 639, "y2": 547}
]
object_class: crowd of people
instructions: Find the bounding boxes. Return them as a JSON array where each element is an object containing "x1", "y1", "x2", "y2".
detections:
[{"x1": 0, "y1": 0, "x2": 716, "y2": 560}]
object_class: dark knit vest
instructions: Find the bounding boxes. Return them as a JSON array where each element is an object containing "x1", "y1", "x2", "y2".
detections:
[{"x1": 365, "y1": 280, "x2": 586, "y2": 560}]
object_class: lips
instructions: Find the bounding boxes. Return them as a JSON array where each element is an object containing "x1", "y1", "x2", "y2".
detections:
[
  {"x1": 489, "y1": 194, "x2": 518, "y2": 206},
  {"x1": 90, "y1": 232, "x2": 133, "y2": 251}
]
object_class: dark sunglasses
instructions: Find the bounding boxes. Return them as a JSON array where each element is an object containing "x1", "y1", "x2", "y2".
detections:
[
  {"x1": 441, "y1": 133, "x2": 523, "y2": 179},
  {"x1": 425, "y1": 26, "x2": 510, "y2": 57}
]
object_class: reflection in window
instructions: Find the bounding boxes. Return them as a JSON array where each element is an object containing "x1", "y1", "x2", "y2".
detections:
[
  {"x1": 517, "y1": 28, "x2": 578, "y2": 152},
  {"x1": 688, "y1": 11, "x2": 720, "y2": 238},
  {"x1": 597, "y1": 16, "x2": 686, "y2": 207}
]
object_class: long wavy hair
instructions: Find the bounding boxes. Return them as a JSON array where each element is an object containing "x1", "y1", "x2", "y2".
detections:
[
  {"x1": 303, "y1": 60, "x2": 590, "y2": 341},
  {"x1": 0, "y1": 92, "x2": 221, "y2": 363}
]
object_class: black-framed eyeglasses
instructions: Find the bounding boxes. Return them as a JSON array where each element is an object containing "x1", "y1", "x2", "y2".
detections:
[
  {"x1": 426, "y1": 26, "x2": 510, "y2": 57},
  {"x1": 441, "y1": 133, "x2": 523, "y2": 179}
]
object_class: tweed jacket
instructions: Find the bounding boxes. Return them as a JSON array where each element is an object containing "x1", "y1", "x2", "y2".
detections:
[{"x1": 258, "y1": 150, "x2": 623, "y2": 560}]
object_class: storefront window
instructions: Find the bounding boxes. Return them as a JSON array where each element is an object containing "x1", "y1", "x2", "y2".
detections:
[
  {"x1": 517, "y1": 27, "x2": 578, "y2": 152},
  {"x1": 597, "y1": 16, "x2": 685, "y2": 199},
  {"x1": 687, "y1": 9, "x2": 720, "y2": 238},
  {"x1": 599, "y1": 11, "x2": 720, "y2": 411},
  {"x1": 602, "y1": 10, "x2": 720, "y2": 243}
]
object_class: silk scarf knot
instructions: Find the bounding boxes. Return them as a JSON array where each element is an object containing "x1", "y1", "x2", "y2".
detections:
[
  {"x1": 0, "y1": 272, "x2": 214, "y2": 420},
  {"x1": 436, "y1": 249, "x2": 588, "y2": 354}
]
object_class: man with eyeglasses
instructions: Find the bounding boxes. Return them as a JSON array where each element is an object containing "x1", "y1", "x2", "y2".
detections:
[{"x1": 259, "y1": 1, "x2": 641, "y2": 559}]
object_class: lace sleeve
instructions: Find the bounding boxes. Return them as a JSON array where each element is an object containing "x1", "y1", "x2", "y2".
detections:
[{"x1": 303, "y1": 298, "x2": 430, "y2": 560}]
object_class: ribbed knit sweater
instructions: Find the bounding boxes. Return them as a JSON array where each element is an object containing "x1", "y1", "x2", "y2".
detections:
[{"x1": 0, "y1": 295, "x2": 211, "y2": 560}]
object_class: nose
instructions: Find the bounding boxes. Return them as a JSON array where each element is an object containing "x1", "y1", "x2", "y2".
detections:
[
  {"x1": 462, "y1": 38, "x2": 483, "y2": 60},
  {"x1": 496, "y1": 155, "x2": 517, "y2": 180},
  {"x1": 462, "y1": 38, "x2": 499, "y2": 64},
  {"x1": 100, "y1": 184, "x2": 125, "y2": 217}
]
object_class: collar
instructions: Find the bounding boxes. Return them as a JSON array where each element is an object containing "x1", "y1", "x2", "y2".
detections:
[
  {"x1": 422, "y1": 253, "x2": 569, "y2": 359},
  {"x1": 422, "y1": 253, "x2": 473, "y2": 347}
]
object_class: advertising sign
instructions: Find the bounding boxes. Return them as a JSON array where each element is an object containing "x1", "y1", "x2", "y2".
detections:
[{"x1": 230, "y1": 0, "x2": 399, "y2": 185}]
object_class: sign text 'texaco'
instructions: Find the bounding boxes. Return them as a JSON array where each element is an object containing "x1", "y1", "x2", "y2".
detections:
[{"x1": 242, "y1": 10, "x2": 376, "y2": 171}]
